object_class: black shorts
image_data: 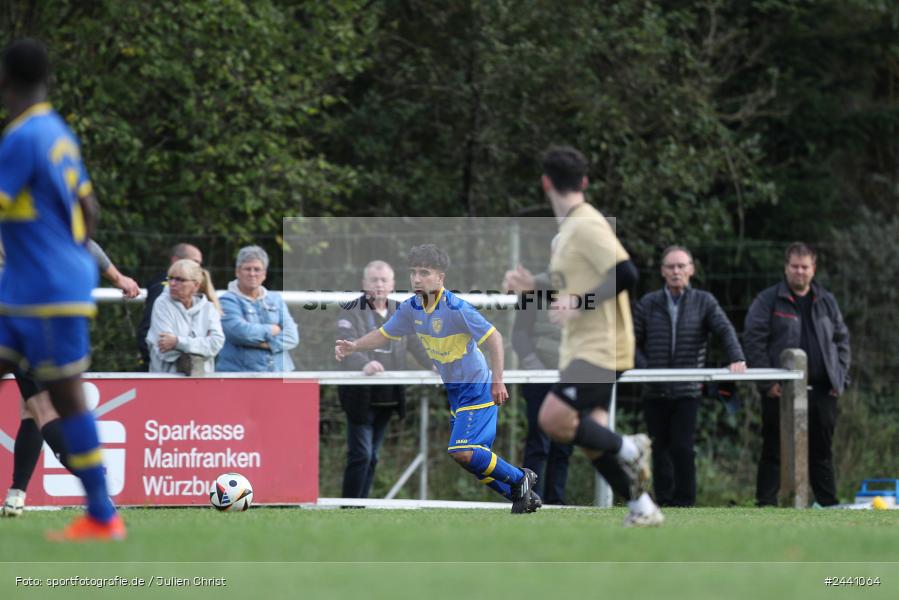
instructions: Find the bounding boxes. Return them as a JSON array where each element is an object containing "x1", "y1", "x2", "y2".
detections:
[
  {"x1": 13, "y1": 367, "x2": 43, "y2": 401},
  {"x1": 550, "y1": 360, "x2": 620, "y2": 412}
]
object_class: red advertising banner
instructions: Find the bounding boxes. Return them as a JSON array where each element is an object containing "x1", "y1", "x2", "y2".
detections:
[{"x1": 0, "y1": 377, "x2": 319, "y2": 506}]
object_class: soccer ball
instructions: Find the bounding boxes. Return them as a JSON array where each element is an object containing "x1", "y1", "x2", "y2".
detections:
[{"x1": 209, "y1": 473, "x2": 253, "y2": 512}]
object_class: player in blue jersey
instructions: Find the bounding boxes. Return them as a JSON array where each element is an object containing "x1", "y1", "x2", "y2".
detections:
[
  {"x1": 0, "y1": 39, "x2": 124, "y2": 540},
  {"x1": 336, "y1": 244, "x2": 540, "y2": 513}
]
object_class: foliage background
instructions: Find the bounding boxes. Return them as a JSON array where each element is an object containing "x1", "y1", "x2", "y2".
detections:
[{"x1": 2, "y1": 0, "x2": 898, "y2": 504}]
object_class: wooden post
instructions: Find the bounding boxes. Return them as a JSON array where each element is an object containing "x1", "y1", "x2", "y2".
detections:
[{"x1": 779, "y1": 348, "x2": 809, "y2": 508}]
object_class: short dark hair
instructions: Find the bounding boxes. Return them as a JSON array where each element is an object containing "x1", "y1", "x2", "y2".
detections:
[
  {"x1": 408, "y1": 244, "x2": 450, "y2": 272},
  {"x1": 542, "y1": 145, "x2": 588, "y2": 194},
  {"x1": 784, "y1": 242, "x2": 816, "y2": 264},
  {"x1": 1, "y1": 39, "x2": 49, "y2": 89}
]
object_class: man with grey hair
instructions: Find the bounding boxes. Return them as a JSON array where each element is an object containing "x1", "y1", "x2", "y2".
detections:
[
  {"x1": 136, "y1": 242, "x2": 204, "y2": 370},
  {"x1": 335, "y1": 260, "x2": 430, "y2": 499},
  {"x1": 633, "y1": 245, "x2": 745, "y2": 507},
  {"x1": 216, "y1": 245, "x2": 299, "y2": 372}
]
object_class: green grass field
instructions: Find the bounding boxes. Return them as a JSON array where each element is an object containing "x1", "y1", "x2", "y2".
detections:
[{"x1": 2, "y1": 507, "x2": 897, "y2": 599}]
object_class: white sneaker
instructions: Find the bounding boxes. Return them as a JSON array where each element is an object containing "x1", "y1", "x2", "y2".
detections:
[
  {"x1": 2, "y1": 489, "x2": 26, "y2": 517},
  {"x1": 618, "y1": 433, "x2": 652, "y2": 498},
  {"x1": 623, "y1": 504, "x2": 665, "y2": 528}
]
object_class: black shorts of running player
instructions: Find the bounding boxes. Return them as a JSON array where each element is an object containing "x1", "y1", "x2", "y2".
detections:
[
  {"x1": 12, "y1": 366, "x2": 43, "y2": 401},
  {"x1": 550, "y1": 359, "x2": 622, "y2": 412}
]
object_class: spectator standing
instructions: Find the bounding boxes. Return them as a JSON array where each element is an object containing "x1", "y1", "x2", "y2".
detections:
[
  {"x1": 743, "y1": 242, "x2": 850, "y2": 507},
  {"x1": 146, "y1": 259, "x2": 224, "y2": 374},
  {"x1": 510, "y1": 237, "x2": 572, "y2": 505},
  {"x1": 216, "y1": 246, "x2": 299, "y2": 372},
  {"x1": 633, "y1": 246, "x2": 745, "y2": 507},
  {"x1": 335, "y1": 260, "x2": 430, "y2": 498},
  {"x1": 136, "y1": 243, "x2": 203, "y2": 370}
]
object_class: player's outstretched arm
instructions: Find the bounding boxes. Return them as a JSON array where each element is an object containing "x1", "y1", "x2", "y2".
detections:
[
  {"x1": 335, "y1": 328, "x2": 389, "y2": 362},
  {"x1": 79, "y1": 191, "x2": 99, "y2": 239}
]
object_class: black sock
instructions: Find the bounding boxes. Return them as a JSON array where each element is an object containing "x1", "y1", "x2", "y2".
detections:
[
  {"x1": 11, "y1": 419, "x2": 42, "y2": 492},
  {"x1": 592, "y1": 454, "x2": 633, "y2": 501},
  {"x1": 573, "y1": 417, "x2": 623, "y2": 453},
  {"x1": 40, "y1": 419, "x2": 70, "y2": 471}
]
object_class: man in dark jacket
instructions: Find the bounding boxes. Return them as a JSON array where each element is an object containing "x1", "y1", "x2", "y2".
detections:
[
  {"x1": 633, "y1": 246, "x2": 745, "y2": 507},
  {"x1": 336, "y1": 260, "x2": 431, "y2": 499},
  {"x1": 743, "y1": 242, "x2": 850, "y2": 507}
]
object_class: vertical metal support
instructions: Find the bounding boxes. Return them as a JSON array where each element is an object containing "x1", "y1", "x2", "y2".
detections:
[
  {"x1": 595, "y1": 383, "x2": 617, "y2": 507},
  {"x1": 419, "y1": 393, "x2": 429, "y2": 500},
  {"x1": 780, "y1": 349, "x2": 809, "y2": 508}
]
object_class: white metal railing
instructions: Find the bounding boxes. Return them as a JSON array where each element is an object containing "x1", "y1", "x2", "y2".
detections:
[{"x1": 56, "y1": 367, "x2": 803, "y2": 507}]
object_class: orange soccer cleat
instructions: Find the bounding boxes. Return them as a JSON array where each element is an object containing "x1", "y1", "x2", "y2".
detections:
[{"x1": 46, "y1": 514, "x2": 127, "y2": 542}]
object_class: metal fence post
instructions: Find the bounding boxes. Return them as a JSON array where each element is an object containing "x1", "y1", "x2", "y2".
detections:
[
  {"x1": 779, "y1": 348, "x2": 809, "y2": 508},
  {"x1": 420, "y1": 393, "x2": 429, "y2": 500}
]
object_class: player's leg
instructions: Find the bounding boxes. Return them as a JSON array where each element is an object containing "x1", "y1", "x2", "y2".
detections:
[
  {"x1": 25, "y1": 316, "x2": 123, "y2": 540},
  {"x1": 447, "y1": 392, "x2": 540, "y2": 513},
  {"x1": 0, "y1": 327, "x2": 29, "y2": 515}
]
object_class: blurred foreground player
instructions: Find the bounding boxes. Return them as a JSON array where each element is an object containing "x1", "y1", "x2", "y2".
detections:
[
  {"x1": 505, "y1": 146, "x2": 662, "y2": 526},
  {"x1": 337, "y1": 245, "x2": 541, "y2": 513},
  {"x1": 0, "y1": 39, "x2": 123, "y2": 540}
]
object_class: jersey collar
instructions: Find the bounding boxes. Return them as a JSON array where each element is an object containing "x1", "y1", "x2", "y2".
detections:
[
  {"x1": 4, "y1": 102, "x2": 53, "y2": 135},
  {"x1": 423, "y1": 287, "x2": 444, "y2": 314}
]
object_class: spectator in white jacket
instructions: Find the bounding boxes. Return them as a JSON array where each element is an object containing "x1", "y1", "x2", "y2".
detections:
[{"x1": 147, "y1": 258, "x2": 225, "y2": 374}]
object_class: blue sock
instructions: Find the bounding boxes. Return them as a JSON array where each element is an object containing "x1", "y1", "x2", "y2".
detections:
[
  {"x1": 469, "y1": 447, "x2": 524, "y2": 485},
  {"x1": 61, "y1": 411, "x2": 115, "y2": 523},
  {"x1": 478, "y1": 476, "x2": 513, "y2": 500}
]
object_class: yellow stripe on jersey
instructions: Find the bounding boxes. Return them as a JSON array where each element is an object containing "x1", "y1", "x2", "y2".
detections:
[
  {"x1": 378, "y1": 326, "x2": 402, "y2": 341},
  {"x1": 50, "y1": 136, "x2": 81, "y2": 165},
  {"x1": 0, "y1": 188, "x2": 37, "y2": 222},
  {"x1": 3, "y1": 102, "x2": 52, "y2": 135},
  {"x1": 477, "y1": 325, "x2": 496, "y2": 346},
  {"x1": 0, "y1": 302, "x2": 97, "y2": 318},
  {"x1": 77, "y1": 181, "x2": 93, "y2": 198},
  {"x1": 33, "y1": 356, "x2": 91, "y2": 382},
  {"x1": 416, "y1": 332, "x2": 470, "y2": 364},
  {"x1": 482, "y1": 453, "x2": 497, "y2": 476},
  {"x1": 68, "y1": 448, "x2": 104, "y2": 470},
  {"x1": 454, "y1": 401, "x2": 495, "y2": 414},
  {"x1": 0, "y1": 345, "x2": 24, "y2": 366}
]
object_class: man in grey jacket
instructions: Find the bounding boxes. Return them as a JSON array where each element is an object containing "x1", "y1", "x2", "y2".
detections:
[
  {"x1": 633, "y1": 246, "x2": 745, "y2": 507},
  {"x1": 743, "y1": 242, "x2": 850, "y2": 507}
]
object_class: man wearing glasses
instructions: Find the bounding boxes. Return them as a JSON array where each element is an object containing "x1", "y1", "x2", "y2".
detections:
[
  {"x1": 633, "y1": 245, "x2": 745, "y2": 507},
  {"x1": 335, "y1": 260, "x2": 431, "y2": 499}
]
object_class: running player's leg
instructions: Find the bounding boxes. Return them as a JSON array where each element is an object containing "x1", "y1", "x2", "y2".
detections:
[{"x1": 24, "y1": 316, "x2": 123, "y2": 540}]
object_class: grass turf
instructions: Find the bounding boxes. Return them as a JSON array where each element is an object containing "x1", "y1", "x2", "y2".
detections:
[{"x1": 2, "y1": 507, "x2": 897, "y2": 599}]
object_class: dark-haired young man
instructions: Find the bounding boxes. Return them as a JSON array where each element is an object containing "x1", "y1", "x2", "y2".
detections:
[
  {"x1": 0, "y1": 39, "x2": 124, "y2": 540},
  {"x1": 506, "y1": 145, "x2": 662, "y2": 526},
  {"x1": 744, "y1": 242, "x2": 850, "y2": 507},
  {"x1": 336, "y1": 244, "x2": 541, "y2": 513}
]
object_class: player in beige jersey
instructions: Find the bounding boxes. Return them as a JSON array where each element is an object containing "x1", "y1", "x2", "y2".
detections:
[{"x1": 505, "y1": 146, "x2": 663, "y2": 527}]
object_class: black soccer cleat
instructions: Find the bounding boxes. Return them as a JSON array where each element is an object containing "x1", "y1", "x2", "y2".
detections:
[{"x1": 510, "y1": 468, "x2": 540, "y2": 514}]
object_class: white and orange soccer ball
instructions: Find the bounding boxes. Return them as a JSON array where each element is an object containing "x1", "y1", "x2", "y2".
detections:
[{"x1": 210, "y1": 473, "x2": 253, "y2": 512}]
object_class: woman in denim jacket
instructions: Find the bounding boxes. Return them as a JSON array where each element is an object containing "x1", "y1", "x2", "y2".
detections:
[{"x1": 216, "y1": 246, "x2": 299, "y2": 372}]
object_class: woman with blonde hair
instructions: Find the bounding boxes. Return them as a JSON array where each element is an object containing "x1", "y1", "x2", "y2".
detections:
[{"x1": 146, "y1": 259, "x2": 225, "y2": 374}]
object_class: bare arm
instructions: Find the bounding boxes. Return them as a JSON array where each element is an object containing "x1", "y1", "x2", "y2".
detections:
[
  {"x1": 335, "y1": 328, "x2": 390, "y2": 362},
  {"x1": 79, "y1": 191, "x2": 99, "y2": 240},
  {"x1": 481, "y1": 328, "x2": 508, "y2": 405}
]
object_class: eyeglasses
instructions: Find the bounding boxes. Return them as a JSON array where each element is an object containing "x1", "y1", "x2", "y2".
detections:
[{"x1": 168, "y1": 276, "x2": 196, "y2": 284}]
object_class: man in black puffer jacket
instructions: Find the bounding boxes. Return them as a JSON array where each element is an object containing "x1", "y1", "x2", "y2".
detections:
[
  {"x1": 633, "y1": 246, "x2": 745, "y2": 506},
  {"x1": 744, "y1": 242, "x2": 850, "y2": 507}
]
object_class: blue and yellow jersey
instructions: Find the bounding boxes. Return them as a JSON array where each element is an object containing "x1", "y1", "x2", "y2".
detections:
[
  {"x1": 0, "y1": 103, "x2": 97, "y2": 316},
  {"x1": 380, "y1": 288, "x2": 497, "y2": 393}
]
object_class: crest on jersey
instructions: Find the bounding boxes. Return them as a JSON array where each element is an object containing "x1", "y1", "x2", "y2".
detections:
[{"x1": 431, "y1": 318, "x2": 443, "y2": 334}]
